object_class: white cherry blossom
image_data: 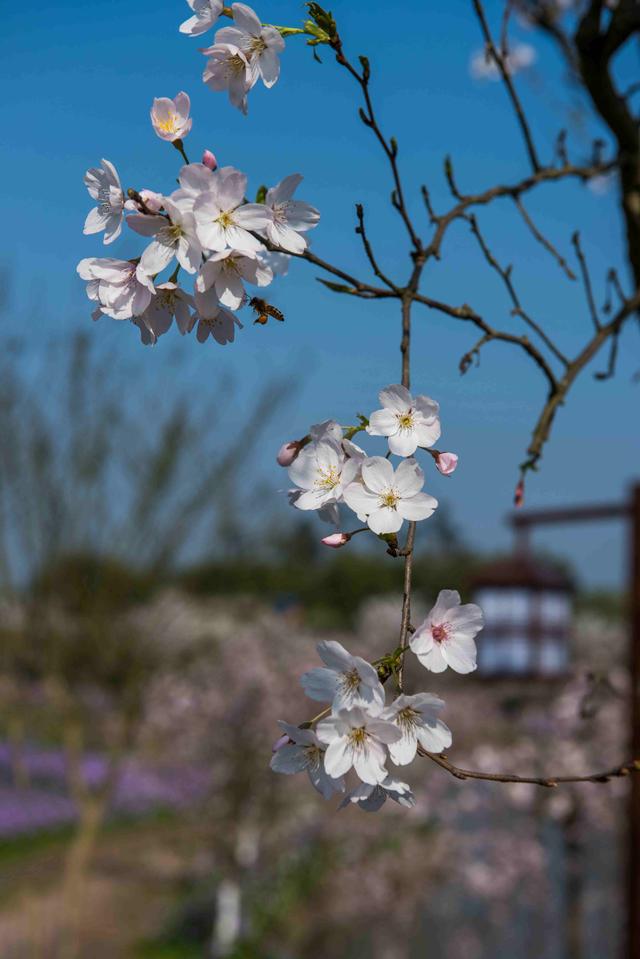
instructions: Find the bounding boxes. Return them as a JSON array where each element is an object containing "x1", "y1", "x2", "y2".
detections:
[
  {"x1": 193, "y1": 169, "x2": 269, "y2": 252},
  {"x1": 382, "y1": 693, "x2": 452, "y2": 766},
  {"x1": 342, "y1": 456, "x2": 437, "y2": 535},
  {"x1": 83, "y1": 159, "x2": 124, "y2": 245},
  {"x1": 194, "y1": 285, "x2": 242, "y2": 344},
  {"x1": 339, "y1": 776, "x2": 416, "y2": 812},
  {"x1": 287, "y1": 438, "x2": 359, "y2": 513},
  {"x1": 316, "y1": 708, "x2": 401, "y2": 786},
  {"x1": 410, "y1": 589, "x2": 484, "y2": 674},
  {"x1": 301, "y1": 640, "x2": 385, "y2": 715},
  {"x1": 77, "y1": 257, "x2": 154, "y2": 321},
  {"x1": 150, "y1": 92, "x2": 192, "y2": 142},
  {"x1": 261, "y1": 174, "x2": 320, "y2": 254},
  {"x1": 202, "y1": 42, "x2": 255, "y2": 114},
  {"x1": 270, "y1": 722, "x2": 345, "y2": 799},
  {"x1": 257, "y1": 249, "x2": 290, "y2": 277},
  {"x1": 196, "y1": 247, "x2": 272, "y2": 310},
  {"x1": 367, "y1": 384, "x2": 441, "y2": 457},
  {"x1": 137, "y1": 282, "x2": 195, "y2": 342},
  {"x1": 215, "y1": 3, "x2": 285, "y2": 89},
  {"x1": 128, "y1": 198, "x2": 202, "y2": 277},
  {"x1": 180, "y1": 0, "x2": 223, "y2": 36}
]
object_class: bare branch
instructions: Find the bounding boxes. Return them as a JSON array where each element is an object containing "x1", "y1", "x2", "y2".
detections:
[{"x1": 572, "y1": 231, "x2": 601, "y2": 330}]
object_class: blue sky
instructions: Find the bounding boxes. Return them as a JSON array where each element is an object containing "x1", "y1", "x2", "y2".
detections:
[{"x1": 2, "y1": 0, "x2": 639, "y2": 587}]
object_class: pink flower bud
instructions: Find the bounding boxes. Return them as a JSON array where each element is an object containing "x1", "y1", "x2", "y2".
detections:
[
  {"x1": 276, "y1": 441, "x2": 299, "y2": 467},
  {"x1": 139, "y1": 189, "x2": 163, "y2": 213},
  {"x1": 435, "y1": 452, "x2": 458, "y2": 476},
  {"x1": 202, "y1": 149, "x2": 218, "y2": 171},
  {"x1": 514, "y1": 478, "x2": 525, "y2": 508},
  {"x1": 321, "y1": 532, "x2": 351, "y2": 549},
  {"x1": 272, "y1": 733, "x2": 291, "y2": 753}
]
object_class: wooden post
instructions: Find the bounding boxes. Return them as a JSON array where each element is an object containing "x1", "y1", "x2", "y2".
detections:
[{"x1": 629, "y1": 484, "x2": 640, "y2": 959}]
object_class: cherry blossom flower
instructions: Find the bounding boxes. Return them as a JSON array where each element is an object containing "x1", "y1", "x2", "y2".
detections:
[
  {"x1": 137, "y1": 282, "x2": 195, "y2": 341},
  {"x1": 435, "y1": 451, "x2": 458, "y2": 476},
  {"x1": 316, "y1": 708, "x2": 401, "y2": 785},
  {"x1": 193, "y1": 286, "x2": 242, "y2": 344},
  {"x1": 83, "y1": 159, "x2": 125, "y2": 245},
  {"x1": 410, "y1": 589, "x2": 484, "y2": 674},
  {"x1": 125, "y1": 189, "x2": 164, "y2": 214},
  {"x1": 310, "y1": 419, "x2": 343, "y2": 443},
  {"x1": 192, "y1": 169, "x2": 269, "y2": 251},
  {"x1": 150, "y1": 92, "x2": 193, "y2": 142},
  {"x1": 180, "y1": 0, "x2": 223, "y2": 36},
  {"x1": 301, "y1": 640, "x2": 385, "y2": 715},
  {"x1": 366, "y1": 384, "x2": 441, "y2": 457},
  {"x1": 170, "y1": 163, "x2": 217, "y2": 212},
  {"x1": 342, "y1": 456, "x2": 438, "y2": 535},
  {"x1": 381, "y1": 693, "x2": 452, "y2": 765},
  {"x1": 270, "y1": 722, "x2": 345, "y2": 799},
  {"x1": 260, "y1": 174, "x2": 320, "y2": 254},
  {"x1": 201, "y1": 43, "x2": 255, "y2": 114},
  {"x1": 215, "y1": 3, "x2": 285, "y2": 89},
  {"x1": 339, "y1": 775, "x2": 416, "y2": 812},
  {"x1": 77, "y1": 257, "x2": 154, "y2": 321},
  {"x1": 287, "y1": 438, "x2": 360, "y2": 513},
  {"x1": 196, "y1": 247, "x2": 272, "y2": 309},
  {"x1": 128, "y1": 198, "x2": 202, "y2": 277},
  {"x1": 257, "y1": 249, "x2": 290, "y2": 276}
]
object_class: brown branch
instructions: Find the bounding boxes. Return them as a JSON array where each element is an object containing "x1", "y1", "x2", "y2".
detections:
[
  {"x1": 572, "y1": 231, "x2": 601, "y2": 330},
  {"x1": 513, "y1": 195, "x2": 577, "y2": 281},
  {"x1": 420, "y1": 747, "x2": 640, "y2": 787},
  {"x1": 354, "y1": 203, "x2": 400, "y2": 293},
  {"x1": 471, "y1": 0, "x2": 541, "y2": 172}
]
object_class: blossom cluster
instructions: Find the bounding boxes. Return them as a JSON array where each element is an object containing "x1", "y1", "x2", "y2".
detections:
[
  {"x1": 77, "y1": 64, "x2": 319, "y2": 345},
  {"x1": 271, "y1": 384, "x2": 483, "y2": 811},
  {"x1": 180, "y1": 2, "x2": 286, "y2": 115},
  {"x1": 271, "y1": 590, "x2": 484, "y2": 812}
]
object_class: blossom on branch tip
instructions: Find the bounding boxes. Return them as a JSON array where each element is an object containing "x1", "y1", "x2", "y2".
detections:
[
  {"x1": 150, "y1": 93, "x2": 193, "y2": 142},
  {"x1": 260, "y1": 174, "x2": 320, "y2": 254},
  {"x1": 215, "y1": 3, "x2": 285, "y2": 89},
  {"x1": 321, "y1": 532, "x2": 351, "y2": 548},
  {"x1": 301, "y1": 640, "x2": 385, "y2": 715},
  {"x1": 276, "y1": 441, "x2": 301, "y2": 467},
  {"x1": 367, "y1": 384, "x2": 440, "y2": 457},
  {"x1": 77, "y1": 257, "x2": 154, "y2": 321},
  {"x1": 316, "y1": 707, "x2": 401, "y2": 785},
  {"x1": 435, "y1": 451, "x2": 458, "y2": 476},
  {"x1": 270, "y1": 722, "x2": 345, "y2": 799},
  {"x1": 410, "y1": 590, "x2": 484, "y2": 674},
  {"x1": 381, "y1": 693, "x2": 452, "y2": 765},
  {"x1": 339, "y1": 776, "x2": 416, "y2": 812},
  {"x1": 342, "y1": 456, "x2": 437, "y2": 535},
  {"x1": 180, "y1": 0, "x2": 223, "y2": 36},
  {"x1": 83, "y1": 159, "x2": 125, "y2": 245}
]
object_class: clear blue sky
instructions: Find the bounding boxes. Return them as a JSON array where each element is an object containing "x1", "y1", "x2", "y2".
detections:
[{"x1": 2, "y1": 0, "x2": 639, "y2": 587}]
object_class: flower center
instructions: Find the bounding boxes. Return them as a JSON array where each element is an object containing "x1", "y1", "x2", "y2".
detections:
[
  {"x1": 158, "y1": 223, "x2": 184, "y2": 247},
  {"x1": 380, "y1": 488, "x2": 399, "y2": 509},
  {"x1": 348, "y1": 727, "x2": 367, "y2": 750},
  {"x1": 315, "y1": 465, "x2": 340, "y2": 490},
  {"x1": 431, "y1": 623, "x2": 449, "y2": 644},
  {"x1": 397, "y1": 706, "x2": 421, "y2": 731},
  {"x1": 250, "y1": 35, "x2": 267, "y2": 55},
  {"x1": 216, "y1": 210, "x2": 236, "y2": 229},
  {"x1": 304, "y1": 744, "x2": 323, "y2": 770},
  {"x1": 396, "y1": 410, "x2": 415, "y2": 430},
  {"x1": 156, "y1": 114, "x2": 179, "y2": 134},
  {"x1": 226, "y1": 53, "x2": 247, "y2": 76},
  {"x1": 341, "y1": 668, "x2": 361, "y2": 693}
]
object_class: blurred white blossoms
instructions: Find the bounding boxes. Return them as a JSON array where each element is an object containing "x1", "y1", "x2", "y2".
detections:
[
  {"x1": 261, "y1": 174, "x2": 321, "y2": 254},
  {"x1": 83, "y1": 160, "x2": 125, "y2": 245},
  {"x1": 150, "y1": 93, "x2": 193, "y2": 142},
  {"x1": 367, "y1": 384, "x2": 440, "y2": 457},
  {"x1": 343, "y1": 456, "x2": 438, "y2": 535},
  {"x1": 410, "y1": 590, "x2": 484, "y2": 674},
  {"x1": 340, "y1": 776, "x2": 416, "y2": 812},
  {"x1": 301, "y1": 640, "x2": 385, "y2": 715},
  {"x1": 180, "y1": 0, "x2": 223, "y2": 36},
  {"x1": 382, "y1": 693, "x2": 452, "y2": 765},
  {"x1": 470, "y1": 42, "x2": 536, "y2": 81},
  {"x1": 270, "y1": 722, "x2": 345, "y2": 799},
  {"x1": 215, "y1": 3, "x2": 285, "y2": 89},
  {"x1": 316, "y1": 708, "x2": 401, "y2": 785}
]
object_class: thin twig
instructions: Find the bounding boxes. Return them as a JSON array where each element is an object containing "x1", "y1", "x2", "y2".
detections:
[
  {"x1": 513, "y1": 196, "x2": 577, "y2": 281},
  {"x1": 572, "y1": 231, "x2": 601, "y2": 330}
]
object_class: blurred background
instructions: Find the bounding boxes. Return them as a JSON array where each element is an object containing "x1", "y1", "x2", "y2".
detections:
[{"x1": 1, "y1": 0, "x2": 640, "y2": 956}]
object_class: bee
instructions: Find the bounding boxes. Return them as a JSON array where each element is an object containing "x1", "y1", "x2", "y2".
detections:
[{"x1": 249, "y1": 297, "x2": 284, "y2": 326}]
